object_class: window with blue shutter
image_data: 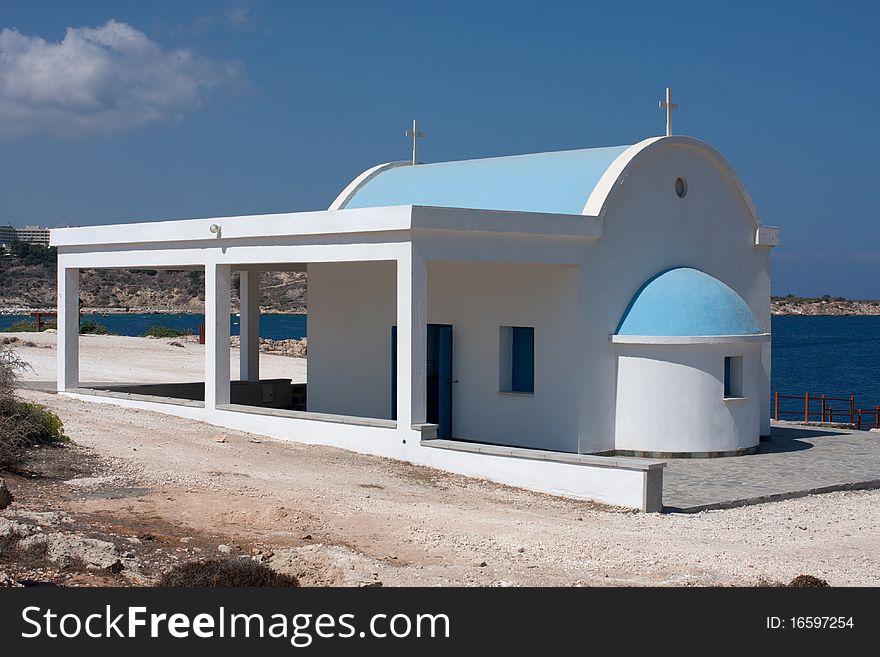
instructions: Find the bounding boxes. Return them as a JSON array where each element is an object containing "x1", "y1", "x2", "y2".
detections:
[
  {"x1": 724, "y1": 356, "x2": 732, "y2": 397},
  {"x1": 723, "y1": 355, "x2": 743, "y2": 398},
  {"x1": 499, "y1": 326, "x2": 534, "y2": 394}
]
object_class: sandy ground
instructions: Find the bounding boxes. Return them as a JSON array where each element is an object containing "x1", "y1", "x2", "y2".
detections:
[
  {"x1": 3, "y1": 333, "x2": 880, "y2": 586},
  {"x1": 5, "y1": 331, "x2": 306, "y2": 384}
]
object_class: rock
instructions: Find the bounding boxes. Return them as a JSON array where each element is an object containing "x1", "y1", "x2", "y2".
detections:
[
  {"x1": 218, "y1": 544, "x2": 232, "y2": 554},
  {"x1": 14, "y1": 511, "x2": 72, "y2": 527},
  {"x1": 0, "y1": 517, "x2": 37, "y2": 554},
  {"x1": 17, "y1": 534, "x2": 49, "y2": 557},
  {"x1": 0, "y1": 479, "x2": 12, "y2": 510},
  {"x1": 270, "y1": 544, "x2": 385, "y2": 587},
  {"x1": 45, "y1": 534, "x2": 121, "y2": 569},
  {"x1": 213, "y1": 434, "x2": 228, "y2": 443}
]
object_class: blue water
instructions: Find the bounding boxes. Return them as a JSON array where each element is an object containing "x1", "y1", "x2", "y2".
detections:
[
  {"x1": 0, "y1": 313, "x2": 307, "y2": 341},
  {"x1": 771, "y1": 315, "x2": 880, "y2": 407},
  {"x1": 3, "y1": 313, "x2": 879, "y2": 406}
]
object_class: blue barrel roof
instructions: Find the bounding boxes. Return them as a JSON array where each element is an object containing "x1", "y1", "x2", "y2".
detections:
[
  {"x1": 342, "y1": 145, "x2": 630, "y2": 215},
  {"x1": 616, "y1": 268, "x2": 763, "y2": 336}
]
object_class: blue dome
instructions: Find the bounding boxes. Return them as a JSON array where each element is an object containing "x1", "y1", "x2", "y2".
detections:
[
  {"x1": 616, "y1": 268, "x2": 763, "y2": 337},
  {"x1": 342, "y1": 145, "x2": 630, "y2": 215}
]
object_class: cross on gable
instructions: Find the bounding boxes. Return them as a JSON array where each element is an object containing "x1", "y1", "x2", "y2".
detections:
[
  {"x1": 658, "y1": 87, "x2": 679, "y2": 137},
  {"x1": 405, "y1": 119, "x2": 425, "y2": 165}
]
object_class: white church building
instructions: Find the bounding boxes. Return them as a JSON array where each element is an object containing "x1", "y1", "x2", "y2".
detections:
[{"x1": 51, "y1": 133, "x2": 779, "y2": 512}]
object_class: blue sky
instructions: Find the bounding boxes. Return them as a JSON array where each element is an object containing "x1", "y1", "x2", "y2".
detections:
[{"x1": 0, "y1": 1, "x2": 877, "y2": 297}]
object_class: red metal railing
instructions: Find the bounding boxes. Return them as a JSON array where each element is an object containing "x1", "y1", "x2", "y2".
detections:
[{"x1": 774, "y1": 392, "x2": 880, "y2": 430}]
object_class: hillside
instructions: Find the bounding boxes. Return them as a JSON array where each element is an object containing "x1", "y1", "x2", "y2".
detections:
[
  {"x1": 3, "y1": 254, "x2": 880, "y2": 317},
  {"x1": 771, "y1": 295, "x2": 880, "y2": 316},
  {"x1": 0, "y1": 258, "x2": 306, "y2": 314}
]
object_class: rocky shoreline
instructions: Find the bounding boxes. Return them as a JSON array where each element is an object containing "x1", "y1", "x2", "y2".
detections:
[
  {"x1": 770, "y1": 298, "x2": 880, "y2": 316},
  {"x1": 5, "y1": 303, "x2": 880, "y2": 318},
  {"x1": 0, "y1": 306, "x2": 306, "y2": 316},
  {"x1": 0, "y1": 296, "x2": 880, "y2": 317},
  {"x1": 228, "y1": 335, "x2": 307, "y2": 357}
]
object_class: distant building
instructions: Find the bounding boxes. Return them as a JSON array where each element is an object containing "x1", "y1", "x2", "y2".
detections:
[{"x1": 0, "y1": 224, "x2": 51, "y2": 248}]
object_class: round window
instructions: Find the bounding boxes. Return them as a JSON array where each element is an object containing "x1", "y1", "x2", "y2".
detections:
[{"x1": 675, "y1": 177, "x2": 688, "y2": 198}]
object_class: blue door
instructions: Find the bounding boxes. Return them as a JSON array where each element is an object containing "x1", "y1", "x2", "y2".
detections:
[
  {"x1": 437, "y1": 325, "x2": 453, "y2": 438},
  {"x1": 391, "y1": 324, "x2": 453, "y2": 439}
]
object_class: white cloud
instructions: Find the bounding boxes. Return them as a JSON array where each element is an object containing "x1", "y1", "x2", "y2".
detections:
[
  {"x1": 0, "y1": 20, "x2": 242, "y2": 138},
  {"x1": 226, "y1": 5, "x2": 255, "y2": 27}
]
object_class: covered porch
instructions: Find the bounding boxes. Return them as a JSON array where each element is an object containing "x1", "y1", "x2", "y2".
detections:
[{"x1": 51, "y1": 204, "x2": 664, "y2": 511}]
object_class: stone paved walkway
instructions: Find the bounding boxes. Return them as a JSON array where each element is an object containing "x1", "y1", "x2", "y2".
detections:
[{"x1": 663, "y1": 421, "x2": 880, "y2": 511}]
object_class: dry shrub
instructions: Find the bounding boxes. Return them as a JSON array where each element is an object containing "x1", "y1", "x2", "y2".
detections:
[
  {"x1": 0, "y1": 346, "x2": 68, "y2": 467},
  {"x1": 158, "y1": 558, "x2": 300, "y2": 587},
  {"x1": 788, "y1": 574, "x2": 829, "y2": 587},
  {"x1": 756, "y1": 574, "x2": 829, "y2": 587}
]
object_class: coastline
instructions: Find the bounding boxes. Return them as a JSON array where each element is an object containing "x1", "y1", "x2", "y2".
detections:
[
  {"x1": 4, "y1": 303, "x2": 880, "y2": 317},
  {"x1": 0, "y1": 306, "x2": 307, "y2": 316},
  {"x1": 771, "y1": 299, "x2": 880, "y2": 316}
]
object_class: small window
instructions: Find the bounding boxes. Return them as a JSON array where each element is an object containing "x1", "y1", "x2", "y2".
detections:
[
  {"x1": 723, "y1": 356, "x2": 743, "y2": 398},
  {"x1": 675, "y1": 176, "x2": 688, "y2": 198},
  {"x1": 500, "y1": 326, "x2": 534, "y2": 394}
]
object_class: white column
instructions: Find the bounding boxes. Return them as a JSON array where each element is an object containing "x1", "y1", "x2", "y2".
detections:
[
  {"x1": 761, "y1": 340, "x2": 772, "y2": 437},
  {"x1": 759, "y1": 270, "x2": 772, "y2": 438},
  {"x1": 239, "y1": 270, "x2": 260, "y2": 383},
  {"x1": 396, "y1": 245, "x2": 427, "y2": 428},
  {"x1": 205, "y1": 263, "x2": 231, "y2": 408},
  {"x1": 56, "y1": 266, "x2": 79, "y2": 391}
]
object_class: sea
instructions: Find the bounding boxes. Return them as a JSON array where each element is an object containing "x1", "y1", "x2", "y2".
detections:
[
  {"x1": 0, "y1": 312, "x2": 307, "y2": 341},
  {"x1": 2, "y1": 313, "x2": 879, "y2": 407}
]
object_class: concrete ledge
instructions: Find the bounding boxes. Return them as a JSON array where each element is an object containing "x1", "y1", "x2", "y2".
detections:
[
  {"x1": 68, "y1": 387, "x2": 205, "y2": 408},
  {"x1": 421, "y1": 438, "x2": 666, "y2": 472},
  {"x1": 216, "y1": 403, "x2": 396, "y2": 429},
  {"x1": 420, "y1": 439, "x2": 665, "y2": 511},
  {"x1": 411, "y1": 423, "x2": 439, "y2": 440}
]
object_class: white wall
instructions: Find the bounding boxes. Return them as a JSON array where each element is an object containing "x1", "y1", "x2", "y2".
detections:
[
  {"x1": 427, "y1": 261, "x2": 580, "y2": 452},
  {"x1": 614, "y1": 342, "x2": 762, "y2": 453},
  {"x1": 307, "y1": 261, "x2": 396, "y2": 419},
  {"x1": 576, "y1": 142, "x2": 772, "y2": 452},
  {"x1": 307, "y1": 259, "x2": 581, "y2": 450}
]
